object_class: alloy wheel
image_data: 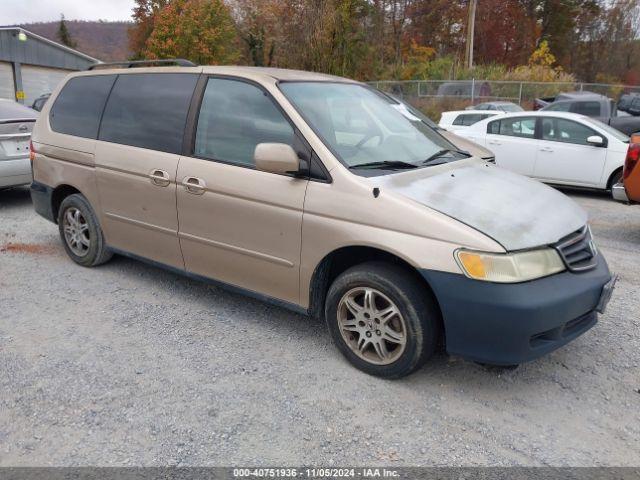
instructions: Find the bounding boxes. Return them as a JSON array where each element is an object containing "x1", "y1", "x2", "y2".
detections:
[
  {"x1": 62, "y1": 207, "x2": 90, "y2": 257},
  {"x1": 337, "y1": 287, "x2": 407, "y2": 365}
]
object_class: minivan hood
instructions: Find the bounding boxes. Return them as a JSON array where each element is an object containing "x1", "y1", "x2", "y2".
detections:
[
  {"x1": 375, "y1": 161, "x2": 587, "y2": 251},
  {"x1": 440, "y1": 130, "x2": 494, "y2": 159}
]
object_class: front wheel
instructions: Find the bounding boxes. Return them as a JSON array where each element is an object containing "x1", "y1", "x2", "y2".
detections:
[{"x1": 325, "y1": 262, "x2": 441, "y2": 379}]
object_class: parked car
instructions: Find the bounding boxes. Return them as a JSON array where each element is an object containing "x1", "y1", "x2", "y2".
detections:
[
  {"x1": 439, "y1": 110, "x2": 503, "y2": 132},
  {"x1": 466, "y1": 101, "x2": 523, "y2": 112},
  {"x1": 625, "y1": 96, "x2": 640, "y2": 116},
  {"x1": 612, "y1": 142, "x2": 640, "y2": 203},
  {"x1": 31, "y1": 93, "x2": 51, "y2": 112},
  {"x1": 616, "y1": 92, "x2": 640, "y2": 113},
  {"x1": 540, "y1": 92, "x2": 640, "y2": 136},
  {"x1": 534, "y1": 90, "x2": 602, "y2": 110},
  {"x1": 0, "y1": 99, "x2": 37, "y2": 189},
  {"x1": 455, "y1": 111, "x2": 628, "y2": 197},
  {"x1": 376, "y1": 92, "x2": 495, "y2": 161},
  {"x1": 436, "y1": 81, "x2": 491, "y2": 98},
  {"x1": 31, "y1": 64, "x2": 615, "y2": 378}
]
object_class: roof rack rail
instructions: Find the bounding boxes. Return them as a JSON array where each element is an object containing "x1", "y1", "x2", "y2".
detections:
[{"x1": 87, "y1": 59, "x2": 197, "y2": 70}]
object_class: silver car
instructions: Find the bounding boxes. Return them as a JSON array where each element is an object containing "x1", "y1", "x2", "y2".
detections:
[
  {"x1": 0, "y1": 99, "x2": 37, "y2": 188},
  {"x1": 466, "y1": 101, "x2": 524, "y2": 112}
]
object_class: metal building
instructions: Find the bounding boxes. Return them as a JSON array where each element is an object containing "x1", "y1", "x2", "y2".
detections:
[{"x1": 0, "y1": 27, "x2": 99, "y2": 106}]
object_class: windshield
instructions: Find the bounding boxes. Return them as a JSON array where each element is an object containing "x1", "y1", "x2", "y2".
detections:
[
  {"x1": 584, "y1": 117, "x2": 630, "y2": 143},
  {"x1": 280, "y1": 82, "x2": 464, "y2": 168}
]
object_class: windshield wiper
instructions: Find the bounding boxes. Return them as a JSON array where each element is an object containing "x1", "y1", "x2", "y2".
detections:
[
  {"x1": 422, "y1": 149, "x2": 469, "y2": 166},
  {"x1": 350, "y1": 160, "x2": 419, "y2": 170}
]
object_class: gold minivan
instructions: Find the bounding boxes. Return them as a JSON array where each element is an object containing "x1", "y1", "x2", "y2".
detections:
[{"x1": 30, "y1": 62, "x2": 616, "y2": 378}]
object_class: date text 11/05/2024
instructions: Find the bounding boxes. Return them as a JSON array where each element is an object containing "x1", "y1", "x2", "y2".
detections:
[{"x1": 232, "y1": 468, "x2": 400, "y2": 478}]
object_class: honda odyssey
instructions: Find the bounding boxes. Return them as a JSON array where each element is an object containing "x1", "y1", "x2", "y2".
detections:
[{"x1": 30, "y1": 62, "x2": 616, "y2": 378}]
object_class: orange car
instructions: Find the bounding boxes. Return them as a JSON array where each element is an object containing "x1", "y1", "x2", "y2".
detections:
[{"x1": 613, "y1": 142, "x2": 640, "y2": 203}]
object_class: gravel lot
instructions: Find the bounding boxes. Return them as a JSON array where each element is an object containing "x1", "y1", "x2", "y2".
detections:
[{"x1": 1, "y1": 185, "x2": 639, "y2": 467}]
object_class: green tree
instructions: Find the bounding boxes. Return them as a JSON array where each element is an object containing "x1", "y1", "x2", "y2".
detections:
[
  {"x1": 57, "y1": 14, "x2": 77, "y2": 49},
  {"x1": 144, "y1": 0, "x2": 240, "y2": 65}
]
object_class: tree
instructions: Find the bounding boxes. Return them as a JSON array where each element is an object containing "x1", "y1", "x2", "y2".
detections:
[
  {"x1": 57, "y1": 14, "x2": 77, "y2": 48},
  {"x1": 144, "y1": 0, "x2": 240, "y2": 65},
  {"x1": 233, "y1": 0, "x2": 281, "y2": 66},
  {"x1": 128, "y1": 0, "x2": 170, "y2": 59},
  {"x1": 529, "y1": 40, "x2": 556, "y2": 68}
]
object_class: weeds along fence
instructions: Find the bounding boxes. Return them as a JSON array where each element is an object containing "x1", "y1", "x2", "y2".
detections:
[{"x1": 370, "y1": 79, "x2": 640, "y2": 120}]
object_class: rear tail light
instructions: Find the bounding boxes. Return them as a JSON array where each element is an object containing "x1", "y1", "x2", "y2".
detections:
[
  {"x1": 624, "y1": 143, "x2": 640, "y2": 179},
  {"x1": 29, "y1": 140, "x2": 36, "y2": 174}
]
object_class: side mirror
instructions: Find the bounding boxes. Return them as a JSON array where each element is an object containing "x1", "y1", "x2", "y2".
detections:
[
  {"x1": 586, "y1": 135, "x2": 605, "y2": 147},
  {"x1": 254, "y1": 143, "x2": 300, "y2": 176}
]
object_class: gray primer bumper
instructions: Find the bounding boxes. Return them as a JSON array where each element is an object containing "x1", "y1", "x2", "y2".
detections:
[{"x1": 612, "y1": 183, "x2": 629, "y2": 203}]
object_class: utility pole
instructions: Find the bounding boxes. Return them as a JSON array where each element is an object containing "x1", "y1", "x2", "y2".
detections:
[{"x1": 464, "y1": 0, "x2": 477, "y2": 69}]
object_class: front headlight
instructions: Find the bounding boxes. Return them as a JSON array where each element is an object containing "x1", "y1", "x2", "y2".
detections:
[{"x1": 455, "y1": 248, "x2": 565, "y2": 283}]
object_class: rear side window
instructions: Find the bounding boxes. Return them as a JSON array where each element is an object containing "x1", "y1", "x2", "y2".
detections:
[
  {"x1": 487, "y1": 120, "x2": 500, "y2": 134},
  {"x1": 50, "y1": 75, "x2": 116, "y2": 139},
  {"x1": 571, "y1": 101, "x2": 601, "y2": 117},
  {"x1": 489, "y1": 117, "x2": 536, "y2": 138},
  {"x1": 452, "y1": 113, "x2": 491, "y2": 126},
  {"x1": 99, "y1": 73, "x2": 198, "y2": 154}
]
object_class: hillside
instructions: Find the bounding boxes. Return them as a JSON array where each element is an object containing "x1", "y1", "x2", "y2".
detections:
[{"x1": 20, "y1": 20, "x2": 133, "y2": 62}]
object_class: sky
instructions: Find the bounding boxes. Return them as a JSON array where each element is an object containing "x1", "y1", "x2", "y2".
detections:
[{"x1": 1, "y1": 0, "x2": 136, "y2": 25}]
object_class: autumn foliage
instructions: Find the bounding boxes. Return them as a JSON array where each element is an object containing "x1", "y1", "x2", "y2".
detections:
[
  {"x1": 143, "y1": 0, "x2": 239, "y2": 64},
  {"x1": 128, "y1": 0, "x2": 640, "y2": 83}
]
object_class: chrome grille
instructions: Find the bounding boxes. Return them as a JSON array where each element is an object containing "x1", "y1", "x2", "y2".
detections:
[{"x1": 554, "y1": 226, "x2": 597, "y2": 272}]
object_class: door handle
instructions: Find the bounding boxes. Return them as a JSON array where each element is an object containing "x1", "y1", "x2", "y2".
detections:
[
  {"x1": 182, "y1": 176, "x2": 206, "y2": 195},
  {"x1": 487, "y1": 140, "x2": 502, "y2": 146},
  {"x1": 149, "y1": 169, "x2": 170, "y2": 187},
  {"x1": 539, "y1": 147, "x2": 554, "y2": 153}
]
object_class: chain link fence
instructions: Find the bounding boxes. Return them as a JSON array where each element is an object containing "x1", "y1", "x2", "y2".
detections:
[{"x1": 370, "y1": 79, "x2": 640, "y2": 119}]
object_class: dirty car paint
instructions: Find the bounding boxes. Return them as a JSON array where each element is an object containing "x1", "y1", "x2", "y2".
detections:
[{"x1": 375, "y1": 160, "x2": 587, "y2": 251}]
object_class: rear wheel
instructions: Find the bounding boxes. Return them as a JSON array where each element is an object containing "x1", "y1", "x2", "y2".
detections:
[
  {"x1": 325, "y1": 262, "x2": 440, "y2": 379},
  {"x1": 608, "y1": 169, "x2": 623, "y2": 196},
  {"x1": 58, "y1": 194, "x2": 112, "y2": 267}
]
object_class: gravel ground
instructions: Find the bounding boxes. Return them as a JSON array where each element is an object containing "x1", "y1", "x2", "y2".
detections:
[{"x1": 0, "y1": 185, "x2": 639, "y2": 467}]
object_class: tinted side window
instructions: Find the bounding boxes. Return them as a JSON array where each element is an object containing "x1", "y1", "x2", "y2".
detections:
[
  {"x1": 194, "y1": 78, "x2": 294, "y2": 167},
  {"x1": 99, "y1": 73, "x2": 198, "y2": 154},
  {"x1": 496, "y1": 117, "x2": 536, "y2": 138},
  {"x1": 453, "y1": 114, "x2": 487, "y2": 126},
  {"x1": 50, "y1": 75, "x2": 116, "y2": 139},
  {"x1": 541, "y1": 118, "x2": 596, "y2": 145},
  {"x1": 571, "y1": 101, "x2": 601, "y2": 117},
  {"x1": 487, "y1": 119, "x2": 500, "y2": 134}
]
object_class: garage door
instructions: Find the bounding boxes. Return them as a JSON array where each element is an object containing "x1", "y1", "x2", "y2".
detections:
[
  {"x1": 0, "y1": 62, "x2": 15, "y2": 100},
  {"x1": 21, "y1": 65, "x2": 71, "y2": 106}
]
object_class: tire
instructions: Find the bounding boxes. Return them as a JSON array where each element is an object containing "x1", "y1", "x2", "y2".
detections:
[
  {"x1": 325, "y1": 261, "x2": 441, "y2": 379},
  {"x1": 608, "y1": 169, "x2": 623, "y2": 194},
  {"x1": 57, "y1": 193, "x2": 112, "y2": 267}
]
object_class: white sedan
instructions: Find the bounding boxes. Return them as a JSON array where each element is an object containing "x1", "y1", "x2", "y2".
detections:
[
  {"x1": 455, "y1": 111, "x2": 629, "y2": 195},
  {"x1": 439, "y1": 109, "x2": 504, "y2": 133}
]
